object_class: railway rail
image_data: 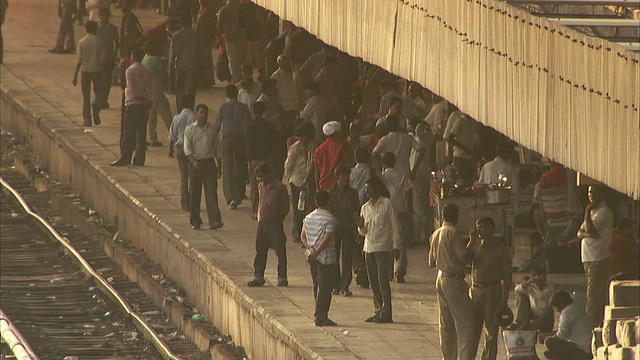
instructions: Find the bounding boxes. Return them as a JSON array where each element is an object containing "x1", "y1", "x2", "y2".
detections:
[{"x1": 0, "y1": 171, "x2": 208, "y2": 360}]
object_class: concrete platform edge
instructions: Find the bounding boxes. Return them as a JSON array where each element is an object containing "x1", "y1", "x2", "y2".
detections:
[{"x1": 0, "y1": 68, "x2": 325, "y2": 360}]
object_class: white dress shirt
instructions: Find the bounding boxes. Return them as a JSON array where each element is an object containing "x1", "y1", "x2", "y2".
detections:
[
  {"x1": 358, "y1": 196, "x2": 400, "y2": 253},
  {"x1": 443, "y1": 111, "x2": 479, "y2": 159},
  {"x1": 424, "y1": 101, "x2": 447, "y2": 130},
  {"x1": 238, "y1": 88, "x2": 256, "y2": 114},
  {"x1": 477, "y1": 156, "x2": 515, "y2": 185},
  {"x1": 284, "y1": 140, "x2": 313, "y2": 187},
  {"x1": 381, "y1": 168, "x2": 413, "y2": 213},
  {"x1": 77, "y1": 33, "x2": 104, "y2": 72},
  {"x1": 373, "y1": 131, "x2": 423, "y2": 177},
  {"x1": 183, "y1": 122, "x2": 221, "y2": 160},
  {"x1": 271, "y1": 68, "x2": 298, "y2": 112},
  {"x1": 300, "y1": 95, "x2": 326, "y2": 142},
  {"x1": 555, "y1": 303, "x2": 594, "y2": 353},
  {"x1": 580, "y1": 202, "x2": 614, "y2": 262}
]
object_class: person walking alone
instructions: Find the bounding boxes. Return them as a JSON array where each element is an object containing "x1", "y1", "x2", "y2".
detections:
[
  {"x1": 50, "y1": 0, "x2": 77, "y2": 54},
  {"x1": 72, "y1": 20, "x2": 105, "y2": 127},
  {"x1": 96, "y1": 8, "x2": 118, "y2": 107},
  {"x1": 213, "y1": 84, "x2": 251, "y2": 209},
  {"x1": 217, "y1": 0, "x2": 247, "y2": 83}
]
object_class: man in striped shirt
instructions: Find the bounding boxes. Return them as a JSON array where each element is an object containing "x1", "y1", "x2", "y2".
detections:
[{"x1": 301, "y1": 190, "x2": 339, "y2": 327}]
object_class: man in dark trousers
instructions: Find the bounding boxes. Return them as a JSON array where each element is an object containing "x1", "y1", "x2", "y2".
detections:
[
  {"x1": 72, "y1": 20, "x2": 105, "y2": 127},
  {"x1": 169, "y1": 13, "x2": 197, "y2": 112},
  {"x1": 96, "y1": 8, "x2": 118, "y2": 107},
  {"x1": 213, "y1": 84, "x2": 251, "y2": 210},
  {"x1": 168, "y1": 94, "x2": 196, "y2": 212},
  {"x1": 111, "y1": 48, "x2": 153, "y2": 166},
  {"x1": 50, "y1": 0, "x2": 77, "y2": 54},
  {"x1": 245, "y1": 102, "x2": 276, "y2": 218},
  {"x1": 468, "y1": 217, "x2": 513, "y2": 360},
  {"x1": 183, "y1": 104, "x2": 223, "y2": 230},
  {"x1": 301, "y1": 190, "x2": 339, "y2": 327},
  {"x1": 248, "y1": 163, "x2": 290, "y2": 287},
  {"x1": 354, "y1": 177, "x2": 399, "y2": 324}
]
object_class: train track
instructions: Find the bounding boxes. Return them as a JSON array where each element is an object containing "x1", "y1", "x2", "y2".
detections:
[{"x1": 0, "y1": 171, "x2": 209, "y2": 360}]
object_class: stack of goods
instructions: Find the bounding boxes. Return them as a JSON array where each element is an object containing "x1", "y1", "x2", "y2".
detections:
[{"x1": 592, "y1": 280, "x2": 640, "y2": 359}]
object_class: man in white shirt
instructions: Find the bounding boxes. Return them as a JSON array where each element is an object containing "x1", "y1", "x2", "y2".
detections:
[
  {"x1": 354, "y1": 178, "x2": 400, "y2": 323},
  {"x1": 271, "y1": 54, "x2": 298, "y2": 121},
  {"x1": 514, "y1": 266, "x2": 554, "y2": 331},
  {"x1": 373, "y1": 116, "x2": 425, "y2": 178},
  {"x1": 476, "y1": 143, "x2": 515, "y2": 186},
  {"x1": 408, "y1": 117, "x2": 434, "y2": 245},
  {"x1": 425, "y1": 96, "x2": 447, "y2": 169},
  {"x1": 380, "y1": 153, "x2": 413, "y2": 283},
  {"x1": 72, "y1": 20, "x2": 105, "y2": 127},
  {"x1": 183, "y1": 104, "x2": 223, "y2": 230},
  {"x1": 577, "y1": 186, "x2": 614, "y2": 324},
  {"x1": 542, "y1": 290, "x2": 594, "y2": 359},
  {"x1": 168, "y1": 94, "x2": 196, "y2": 212},
  {"x1": 301, "y1": 190, "x2": 339, "y2": 327},
  {"x1": 237, "y1": 79, "x2": 257, "y2": 113},
  {"x1": 300, "y1": 81, "x2": 326, "y2": 144},
  {"x1": 402, "y1": 82, "x2": 428, "y2": 121},
  {"x1": 444, "y1": 108, "x2": 480, "y2": 185}
]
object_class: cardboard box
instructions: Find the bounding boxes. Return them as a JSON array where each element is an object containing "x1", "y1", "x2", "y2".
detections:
[
  {"x1": 616, "y1": 320, "x2": 637, "y2": 347},
  {"x1": 609, "y1": 281, "x2": 640, "y2": 307},
  {"x1": 607, "y1": 344, "x2": 636, "y2": 360}
]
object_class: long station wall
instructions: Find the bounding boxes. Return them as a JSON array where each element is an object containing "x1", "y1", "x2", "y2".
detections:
[{"x1": 255, "y1": 0, "x2": 640, "y2": 198}]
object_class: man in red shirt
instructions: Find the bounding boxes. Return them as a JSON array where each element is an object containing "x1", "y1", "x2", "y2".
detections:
[
  {"x1": 304, "y1": 121, "x2": 348, "y2": 191},
  {"x1": 537, "y1": 162, "x2": 567, "y2": 190}
]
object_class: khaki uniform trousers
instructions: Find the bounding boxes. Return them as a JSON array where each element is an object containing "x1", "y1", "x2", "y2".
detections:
[
  {"x1": 436, "y1": 273, "x2": 475, "y2": 360},
  {"x1": 583, "y1": 257, "x2": 610, "y2": 325},
  {"x1": 470, "y1": 284, "x2": 502, "y2": 360}
]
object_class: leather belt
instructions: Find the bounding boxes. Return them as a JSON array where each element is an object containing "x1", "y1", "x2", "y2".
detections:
[
  {"x1": 439, "y1": 271, "x2": 466, "y2": 280},
  {"x1": 472, "y1": 281, "x2": 501, "y2": 288}
]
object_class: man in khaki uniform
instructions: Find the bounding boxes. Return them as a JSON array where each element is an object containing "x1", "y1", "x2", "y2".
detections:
[
  {"x1": 468, "y1": 217, "x2": 513, "y2": 360},
  {"x1": 429, "y1": 204, "x2": 476, "y2": 360}
]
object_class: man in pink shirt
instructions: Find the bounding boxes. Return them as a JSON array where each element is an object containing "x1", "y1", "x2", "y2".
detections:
[{"x1": 111, "y1": 48, "x2": 153, "y2": 166}]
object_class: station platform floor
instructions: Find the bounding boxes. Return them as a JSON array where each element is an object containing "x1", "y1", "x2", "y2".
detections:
[{"x1": 0, "y1": 2, "x2": 586, "y2": 358}]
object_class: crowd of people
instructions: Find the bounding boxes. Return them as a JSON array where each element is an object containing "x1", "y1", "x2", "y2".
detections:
[{"x1": 48, "y1": 0, "x2": 638, "y2": 359}]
